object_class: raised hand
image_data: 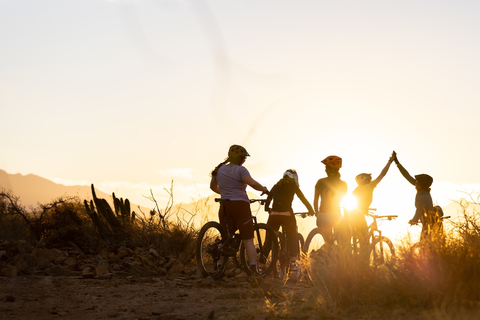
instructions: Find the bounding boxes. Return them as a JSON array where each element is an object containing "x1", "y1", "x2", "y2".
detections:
[{"x1": 390, "y1": 150, "x2": 398, "y2": 163}]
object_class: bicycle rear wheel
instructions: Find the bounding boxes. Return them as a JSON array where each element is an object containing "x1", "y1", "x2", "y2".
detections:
[
  {"x1": 298, "y1": 233, "x2": 305, "y2": 254},
  {"x1": 240, "y1": 223, "x2": 278, "y2": 277},
  {"x1": 303, "y1": 227, "x2": 327, "y2": 256},
  {"x1": 274, "y1": 232, "x2": 305, "y2": 279},
  {"x1": 370, "y1": 236, "x2": 395, "y2": 267},
  {"x1": 196, "y1": 221, "x2": 228, "y2": 279}
]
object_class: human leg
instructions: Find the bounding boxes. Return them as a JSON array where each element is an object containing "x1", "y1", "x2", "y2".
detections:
[
  {"x1": 317, "y1": 213, "x2": 334, "y2": 244},
  {"x1": 225, "y1": 201, "x2": 257, "y2": 268},
  {"x1": 282, "y1": 215, "x2": 299, "y2": 261}
]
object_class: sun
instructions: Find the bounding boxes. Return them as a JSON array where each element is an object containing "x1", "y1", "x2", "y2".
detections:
[{"x1": 342, "y1": 194, "x2": 358, "y2": 212}]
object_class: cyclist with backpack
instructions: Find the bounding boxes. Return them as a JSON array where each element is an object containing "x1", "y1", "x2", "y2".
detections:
[
  {"x1": 350, "y1": 153, "x2": 395, "y2": 254},
  {"x1": 392, "y1": 151, "x2": 443, "y2": 241},
  {"x1": 264, "y1": 169, "x2": 315, "y2": 274},
  {"x1": 313, "y1": 155, "x2": 348, "y2": 245},
  {"x1": 210, "y1": 144, "x2": 269, "y2": 274}
]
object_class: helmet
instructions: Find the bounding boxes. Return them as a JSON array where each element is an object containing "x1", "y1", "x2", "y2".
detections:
[
  {"x1": 415, "y1": 174, "x2": 433, "y2": 188},
  {"x1": 283, "y1": 169, "x2": 299, "y2": 186},
  {"x1": 228, "y1": 145, "x2": 250, "y2": 158},
  {"x1": 355, "y1": 173, "x2": 372, "y2": 185},
  {"x1": 321, "y1": 155, "x2": 342, "y2": 169}
]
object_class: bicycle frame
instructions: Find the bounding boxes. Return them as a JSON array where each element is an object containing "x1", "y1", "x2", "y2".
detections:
[
  {"x1": 350, "y1": 209, "x2": 397, "y2": 260},
  {"x1": 215, "y1": 198, "x2": 278, "y2": 273}
]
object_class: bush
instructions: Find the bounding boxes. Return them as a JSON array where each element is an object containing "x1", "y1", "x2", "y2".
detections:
[{"x1": 0, "y1": 186, "x2": 199, "y2": 266}]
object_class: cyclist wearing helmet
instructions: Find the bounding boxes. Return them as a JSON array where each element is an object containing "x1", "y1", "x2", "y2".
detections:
[
  {"x1": 392, "y1": 152, "x2": 441, "y2": 240},
  {"x1": 350, "y1": 154, "x2": 395, "y2": 252},
  {"x1": 210, "y1": 144, "x2": 269, "y2": 274},
  {"x1": 264, "y1": 169, "x2": 315, "y2": 274},
  {"x1": 313, "y1": 155, "x2": 348, "y2": 245}
]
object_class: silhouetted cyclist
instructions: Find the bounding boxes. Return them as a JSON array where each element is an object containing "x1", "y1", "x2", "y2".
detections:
[
  {"x1": 210, "y1": 144, "x2": 269, "y2": 274},
  {"x1": 350, "y1": 153, "x2": 395, "y2": 253},
  {"x1": 392, "y1": 151, "x2": 443, "y2": 241},
  {"x1": 264, "y1": 169, "x2": 315, "y2": 274},
  {"x1": 313, "y1": 156, "x2": 348, "y2": 245}
]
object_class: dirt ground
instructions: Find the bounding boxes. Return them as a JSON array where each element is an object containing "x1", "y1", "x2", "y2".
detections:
[{"x1": 0, "y1": 272, "x2": 319, "y2": 320}]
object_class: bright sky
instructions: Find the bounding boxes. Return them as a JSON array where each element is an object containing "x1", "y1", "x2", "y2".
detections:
[{"x1": 2, "y1": 0, "x2": 480, "y2": 240}]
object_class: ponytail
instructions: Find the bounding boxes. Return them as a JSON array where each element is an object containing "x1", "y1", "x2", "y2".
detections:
[{"x1": 210, "y1": 158, "x2": 229, "y2": 177}]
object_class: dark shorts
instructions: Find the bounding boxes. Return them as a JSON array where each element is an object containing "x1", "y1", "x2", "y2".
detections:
[
  {"x1": 218, "y1": 200, "x2": 254, "y2": 240},
  {"x1": 266, "y1": 214, "x2": 299, "y2": 257}
]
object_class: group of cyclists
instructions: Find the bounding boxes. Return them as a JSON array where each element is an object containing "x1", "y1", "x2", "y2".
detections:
[{"x1": 209, "y1": 144, "x2": 442, "y2": 275}]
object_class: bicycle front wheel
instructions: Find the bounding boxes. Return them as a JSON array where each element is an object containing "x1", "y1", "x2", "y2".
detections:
[
  {"x1": 370, "y1": 236, "x2": 395, "y2": 267},
  {"x1": 196, "y1": 221, "x2": 228, "y2": 279},
  {"x1": 240, "y1": 223, "x2": 278, "y2": 277},
  {"x1": 303, "y1": 227, "x2": 327, "y2": 255}
]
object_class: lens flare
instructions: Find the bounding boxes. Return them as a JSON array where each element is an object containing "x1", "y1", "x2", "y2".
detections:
[{"x1": 342, "y1": 194, "x2": 358, "y2": 211}]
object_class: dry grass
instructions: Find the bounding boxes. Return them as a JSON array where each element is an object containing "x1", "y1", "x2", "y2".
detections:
[
  {"x1": 0, "y1": 187, "x2": 200, "y2": 261},
  {"x1": 302, "y1": 195, "x2": 480, "y2": 318},
  {"x1": 3, "y1": 187, "x2": 480, "y2": 319}
]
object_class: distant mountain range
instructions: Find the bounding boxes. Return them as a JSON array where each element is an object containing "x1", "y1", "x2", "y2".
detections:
[
  {"x1": 0, "y1": 169, "x2": 470, "y2": 227},
  {"x1": 0, "y1": 169, "x2": 112, "y2": 207}
]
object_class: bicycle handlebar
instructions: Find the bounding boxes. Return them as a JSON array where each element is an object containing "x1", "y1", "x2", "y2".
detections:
[
  {"x1": 410, "y1": 215, "x2": 451, "y2": 226},
  {"x1": 295, "y1": 212, "x2": 315, "y2": 218},
  {"x1": 366, "y1": 212, "x2": 398, "y2": 220},
  {"x1": 214, "y1": 198, "x2": 267, "y2": 204}
]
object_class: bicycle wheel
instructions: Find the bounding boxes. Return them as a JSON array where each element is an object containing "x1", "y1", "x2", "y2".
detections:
[
  {"x1": 369, "y1": 236, "x2": 395, "y2": 267},
  {"x1": 274, "y1": 232, "x2": 288, "y2": 279},
  {"x1": 303, "y1": 227, "x2": 327, "y2": 256},
  {"x1": 298, "y1": 233, "x2": 305, "y2": 255},
  {"x1": 196, "y1": 221, "x2": 228, "y2": 279},
  {"x1": 275, "y1": 232, "x2": 305, "y2": 279},
  {"x1": 240, "y1": 223, "x2": 278, "y2": 277}
]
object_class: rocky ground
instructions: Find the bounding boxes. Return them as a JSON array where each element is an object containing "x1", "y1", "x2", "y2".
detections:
[
  {"x1": 1, "y1": 239, "x2": 470, "y2": 320},
  {"x1": 0, "y1": 240, "x2": 318, "y2": 320},
  {"x1": 0, "y1": 273, "x2": 318, "y2": 320}
]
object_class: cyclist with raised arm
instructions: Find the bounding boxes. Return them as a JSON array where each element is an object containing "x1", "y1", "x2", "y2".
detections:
[
  {"x1": 264, "y1": 169, "x2": 315, "y2": 274},
  {"x1": 350, "y1": 153, "x2": 395, "y2": 254},
  {"x1": 392, "y1": 152, "x2": 443, "y2": 241},
  {"x1": 210, "y1": 144, "x2": 269, "y2": 274},
  {"x1": 313, "y1": 156, "x2": 348, "y2": 245}
]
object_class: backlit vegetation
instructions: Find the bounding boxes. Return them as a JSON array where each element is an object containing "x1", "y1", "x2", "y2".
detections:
[
  {"x1": 0, "y1": 183, "x2": 198, "y2": 259},
  {"x1": 2, "y1": 187, "x2": 480, "y2": 318},
  {"x1": 303, "y1": 195, "x2": 480, "y2": 318}
]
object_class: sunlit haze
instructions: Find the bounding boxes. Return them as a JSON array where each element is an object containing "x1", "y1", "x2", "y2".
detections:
[{"x1": 2, "y1": 0, "x2": 480, "y2": 242}]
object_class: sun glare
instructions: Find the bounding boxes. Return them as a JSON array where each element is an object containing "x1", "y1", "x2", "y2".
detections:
[{"x1": 342, "y1": 194, "x2": 358, "y2": 212}]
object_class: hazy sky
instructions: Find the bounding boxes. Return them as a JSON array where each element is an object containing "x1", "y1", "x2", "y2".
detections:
[{"x1": 2, "y1": 0, "x2": 480, "y2": 235}]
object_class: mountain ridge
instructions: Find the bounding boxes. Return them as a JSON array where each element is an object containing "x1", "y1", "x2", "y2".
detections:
[{"x1": 0, "y1": 169, "x2": 114, "y2": 208}]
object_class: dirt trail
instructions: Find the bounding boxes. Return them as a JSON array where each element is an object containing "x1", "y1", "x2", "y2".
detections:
[{"x1": 0, "y1": 273, "x2": 317, "y2": 320}]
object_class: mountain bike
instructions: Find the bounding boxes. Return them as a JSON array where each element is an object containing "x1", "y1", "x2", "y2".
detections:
[
  {"x1": 196, "y1": 198, "x2": 278, "y2": 280},
  {"x1": 272, "y1": 212, "x2": 310, "y2": 279},
  {"x1": 353, "y1": 210, "x2": 397, "y2": 266}
]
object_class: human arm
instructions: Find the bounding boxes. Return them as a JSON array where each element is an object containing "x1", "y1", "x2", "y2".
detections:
[
  {"x1": 409, "y1": 197, "x2": 426, "y2": 225},
  {"x1": 394, "y1": 153, "x2": 416, "y2": 186},
  {"x1": 373, "y1": 158, "x2": 394, "y2": 185},
  {"x1": 313, "y1": 185, "x2": 320, "y2": 214},
  {"x1": 209, "y1": 176, "x2": 220, "y2": 194},
  {"x1": 242, "y1": 175, "x2": 269, "y2": 195},
  {"x1": 264, "y1": 185, "x2": 275, "y2": 212},
  {"x1": 295, "y1": 186, "x2": 315, "y2": 215}
]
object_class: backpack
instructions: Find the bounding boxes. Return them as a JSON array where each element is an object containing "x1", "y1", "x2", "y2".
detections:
[{"x1": 434, "y1": 205, "x2": 444, "y2": 217}]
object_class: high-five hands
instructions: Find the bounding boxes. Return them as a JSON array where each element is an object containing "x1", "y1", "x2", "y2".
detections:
[{"x1": 390, "y1": 150, "x2": 398, "y2": 163}]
